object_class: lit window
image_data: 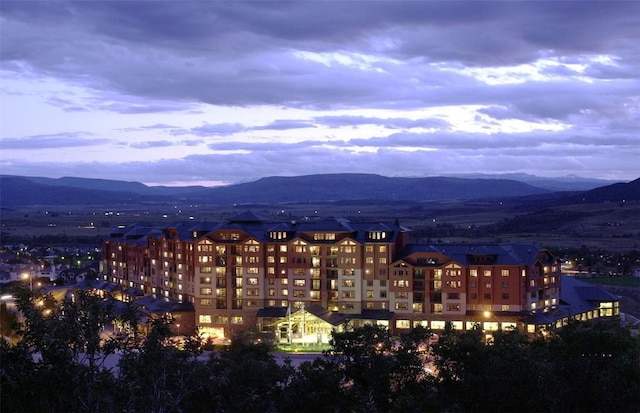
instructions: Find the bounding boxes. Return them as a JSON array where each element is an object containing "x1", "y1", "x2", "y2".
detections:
[
  {"x1": 199, "y1": 314, "x2": 212, "y2": 324},
  {"x1": 431, "y1": 320, "x2": 445, "y2": 329}
]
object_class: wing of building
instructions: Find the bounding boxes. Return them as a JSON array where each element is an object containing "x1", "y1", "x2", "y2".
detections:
[{"x1": 100, "y1": 212, "x2": 619, "y2": 341}]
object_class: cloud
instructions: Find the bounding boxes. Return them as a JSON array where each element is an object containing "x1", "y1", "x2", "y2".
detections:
[
  {"x1": 314, "y1": 115, "x2": 450, "y2": 130},
  {"x1": 0, "y1": 133, "x2": 108, "y2": 149},
  {"x1": 0, "y1": 1, "x2": 638, "y2": 184},
  {"x1": 248, "y1": 119, "x2": 316, "y2": 131},
  {"x1": 190, "y1": 123, "x2": 246, "y2": 137}
]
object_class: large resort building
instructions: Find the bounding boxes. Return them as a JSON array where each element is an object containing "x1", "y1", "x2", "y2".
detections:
[{"x1": 101, "y1": 212, "x2": 619, "y2": 342}]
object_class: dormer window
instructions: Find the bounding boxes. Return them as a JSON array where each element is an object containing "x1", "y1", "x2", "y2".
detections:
[
  {"x1": 269, "y1": 231, "x2": 287, "y2": 240},
  {"x1": 313, "y1": 233, "x2": 336, "y2": 241},
  {"x1": 368, "y1": 231, "x2": 386, "y2": 240}
]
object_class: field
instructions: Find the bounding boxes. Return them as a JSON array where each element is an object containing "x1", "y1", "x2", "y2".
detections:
[{"x1": 1, "y1": 200, "x2": 639, "y2": 253}]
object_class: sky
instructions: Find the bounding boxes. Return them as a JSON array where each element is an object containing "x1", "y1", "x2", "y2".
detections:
[{"x1": 1, "y1": 1, "x2": 639, "y2": 187}]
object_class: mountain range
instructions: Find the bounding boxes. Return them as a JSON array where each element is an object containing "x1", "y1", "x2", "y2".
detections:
[{"x1": 0, "y1": 173, "x2": 637, "y2": 207}]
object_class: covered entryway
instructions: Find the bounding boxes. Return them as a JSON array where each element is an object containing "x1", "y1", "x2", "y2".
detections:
[{"x1": 272, "y1": 304, "x2": 346, "y2": 344}]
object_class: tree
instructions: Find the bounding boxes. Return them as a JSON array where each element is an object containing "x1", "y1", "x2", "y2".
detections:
[
  {"x1": 191, "y1": 330, "x2": 292, "y2": 413},
  {"x1": 432, "y1": 323, "x2": 552, "y2": 412},
  {"x1": 280, "y1": 356, "x2": 356, "y2": 413},
  {"x1": 116, "y1": 314, "x2": 209, "y2": 413},
  {"x1": 0, "y1": 301, "x2": 19, "y2": 342},
  {"x1": 324, "y1": 324, "x2": 437, "y2": 412},
  {"x1": 546, "y1": 320, "x2": 640, "y2": 412},
  {"x1": 0, "y1": 286, "x2": 122, "y2": 412}
]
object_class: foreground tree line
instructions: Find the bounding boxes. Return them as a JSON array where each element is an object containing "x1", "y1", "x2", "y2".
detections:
[{"x1": 1, "y1": 288, "x2": 639, "y2": 413}]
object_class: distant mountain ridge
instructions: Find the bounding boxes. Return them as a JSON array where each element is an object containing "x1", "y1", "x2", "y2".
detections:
[
  {"x1": 447, "y1": 173, "x2": 621, "y2": 191},
  {"x1": 0, "y1": 173, "x2": 637, "y2": 206}
]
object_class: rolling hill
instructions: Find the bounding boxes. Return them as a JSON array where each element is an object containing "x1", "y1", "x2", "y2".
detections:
[
  {"x1": 0, "y1": 173, "x2": 552, "y2": 206},
  {"x1": 0, "y1": 173, "x2": 636, "y2": 207}
]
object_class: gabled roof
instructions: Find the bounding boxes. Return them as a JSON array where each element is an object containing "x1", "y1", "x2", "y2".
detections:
[
  {"x1": 106, "y1": 215, "x2": 411, "y2": 246},
  {"x1": 365, "y1": 223, "x2": 395, "y2": 232},
  {"x1": 257, "y1": 304, "x2": 346, "y2": 326},
  {"x1": 267, "y1": 222, "x2": 291, "y2": 232},
  {"x1": 305, "y1": 304, "x2": 346, "y2": 325},
  {"x1": 229, "y1": 210, "x2": 269, "y2": 223},
  {"x1": 74, "y1": 279, "x2": 122, "y2": 292}
]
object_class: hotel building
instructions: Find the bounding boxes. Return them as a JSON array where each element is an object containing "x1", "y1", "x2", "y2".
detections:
[{"x1": 101, "y1": 212, "x2": 618, "y2": 341}]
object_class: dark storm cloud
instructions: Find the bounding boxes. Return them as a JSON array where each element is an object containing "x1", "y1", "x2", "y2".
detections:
[
  {"x1": 2, "y1": 1, "x2": 637, "y2": 109},
  {"x1": 1, "y1": 1, "x2": 638, "y2": 184}
]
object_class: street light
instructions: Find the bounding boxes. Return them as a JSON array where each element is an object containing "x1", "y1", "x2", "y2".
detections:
[
  {"x1": 483, "y1": 311, "x2": 501, "y2": 330},
  {"x1": 483, "y1": 311, "x2": 501, "y2": 344},
  {"x1": 21, "y1": 272, "x2": 32, "y2": 292}
]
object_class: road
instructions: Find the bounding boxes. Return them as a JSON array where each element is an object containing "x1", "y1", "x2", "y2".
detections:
[{"x1": 196, "y1": 350, "x2": 324, "y2": 368}]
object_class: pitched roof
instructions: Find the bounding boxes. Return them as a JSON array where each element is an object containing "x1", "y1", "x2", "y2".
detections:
[
  {"x1": 561, "y1": 275, "x2": 620, "y2": 311},
  {"x1": 398, "y1": 243, "x2": 548, "y2": 266},
  {"x1": 229, "y1": 210, "x2": 269, "y2": 223},
  {"x1": 135, "y1": 294, "x2": 194, "y2": 313},
  {"x1": 305, "y1": 304, "x2": 345, "y2": 325}
]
